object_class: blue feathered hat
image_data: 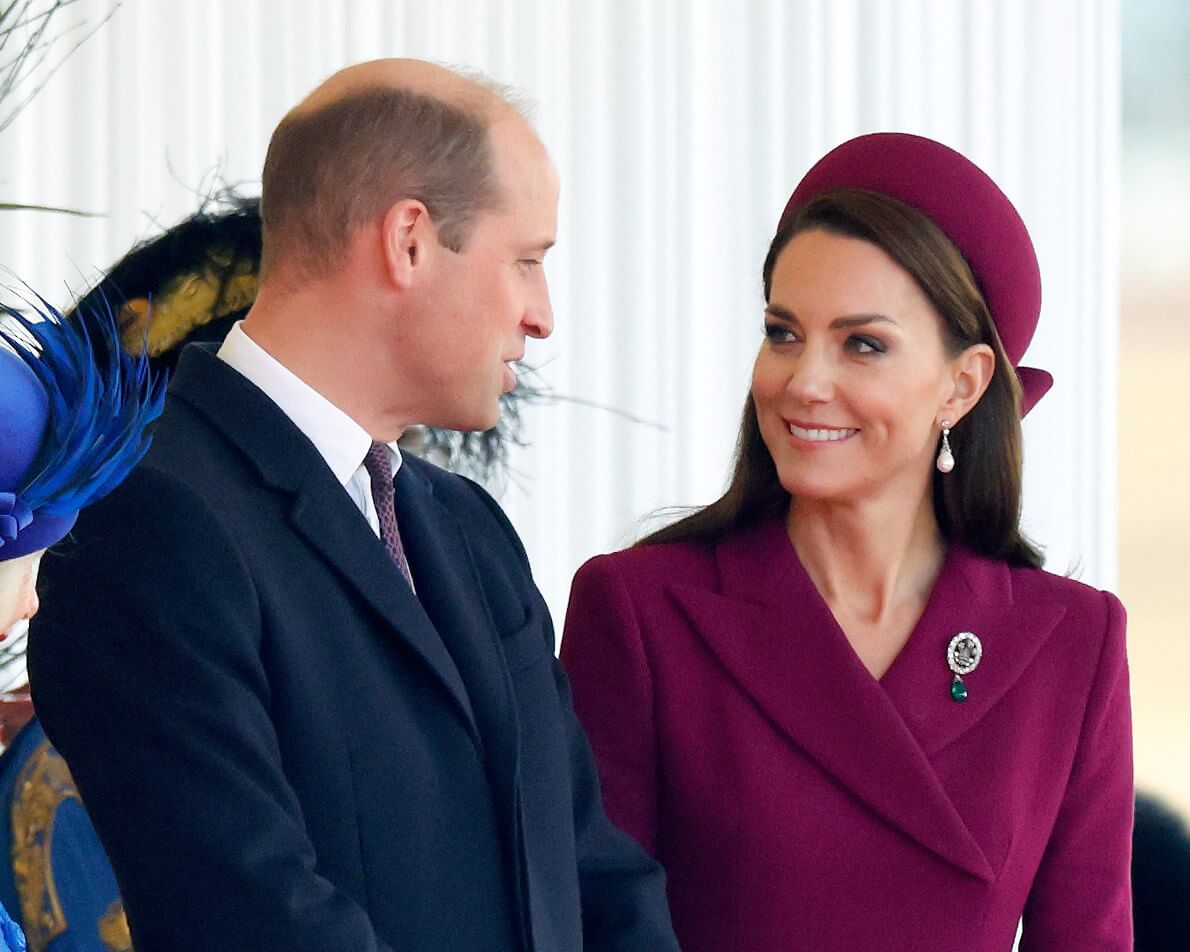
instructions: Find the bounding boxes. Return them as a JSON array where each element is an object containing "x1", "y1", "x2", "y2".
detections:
[{"x1": 0, "y1": 296, "x2": 165, "y2": 561}]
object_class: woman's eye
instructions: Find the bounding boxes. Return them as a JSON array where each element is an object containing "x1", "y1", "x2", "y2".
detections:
[
  {"x1": 518, "y1": 259, "x2": 542, "y2": 272},
  {"x1": 847, "y1": 335, "x2": 885, "y2": 355},
  {"x1": 763, "y1": 323, "x2": 797, "y2": 344}
]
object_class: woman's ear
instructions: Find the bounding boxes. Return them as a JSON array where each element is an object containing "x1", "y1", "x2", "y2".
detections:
[{"x1": 940, "y1": 343, "x2": 995, "y2": 425}]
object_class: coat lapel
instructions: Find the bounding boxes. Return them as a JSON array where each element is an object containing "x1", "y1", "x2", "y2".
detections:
[
  {"x1": 878, "y1": 547, "x2": 1066, "y2": 757},
  {"x1": 394, "y1": 462, "x2": 528, "y2": 924},
  {"x1": 285, "y1": 483, "x2": 482, "y2": 751},
  {"x1": 671, "y1": 519, "x2": 1000, "y2": 882},
  {"x1": 393, "y1": 462, "x2": 522, "y2": 793},
  {"x1": 166, "y1": 346, "x2": 481, "y2": 750}
]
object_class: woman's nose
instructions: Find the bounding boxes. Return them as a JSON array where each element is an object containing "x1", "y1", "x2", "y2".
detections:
[
  {"x1": 18, "y1": 563, "x2": 39, "y2": 623},
  {"x1": 785, "y1": 346, "x2": 835, "y2": 404},
  {"x1": 22, "y1": 585, "x2": 39, "y2": 623}
]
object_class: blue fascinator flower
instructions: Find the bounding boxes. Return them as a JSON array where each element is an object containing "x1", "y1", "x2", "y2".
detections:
[
  {"x1": 0, "y1": 900, "x2": 24, "y2": 951},
  {"x1": 0, "y1": 293, "x2": 166, "y2": 561}
]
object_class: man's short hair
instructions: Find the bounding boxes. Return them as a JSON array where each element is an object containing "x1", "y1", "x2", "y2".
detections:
[{"x1": 260, "y1": 86, "x2": 503, "y2": 279}]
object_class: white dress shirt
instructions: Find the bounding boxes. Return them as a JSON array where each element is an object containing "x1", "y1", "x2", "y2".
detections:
[{"x1": 217, "y1": 322, "x2": 400, "y2": 539}]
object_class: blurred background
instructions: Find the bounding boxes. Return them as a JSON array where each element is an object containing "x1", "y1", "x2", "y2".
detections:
[
  {"x1": 1120, "y1": 0, "x2": 1190, "y2": 818},
  {"x1": 0, "y1": 0, "x2": 1184, "y2": 815}
]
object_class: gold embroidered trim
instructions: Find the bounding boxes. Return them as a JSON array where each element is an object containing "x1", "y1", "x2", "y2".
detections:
[
  {"x1": 98, "y1": 898, "x2": 132, "y2": 951},
  {"x1": 10, "y1": 739, "x2": 76, "y2": 951}
]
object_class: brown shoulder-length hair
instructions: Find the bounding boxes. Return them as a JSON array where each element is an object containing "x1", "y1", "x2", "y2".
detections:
[{"x1": 640, "y1": 188, "x2": 1043, "y2": 568}]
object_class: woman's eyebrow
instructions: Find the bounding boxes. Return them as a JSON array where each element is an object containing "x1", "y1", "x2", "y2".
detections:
[{"x1": 763, "y1": 304, "x2": 896, "y2": 330}]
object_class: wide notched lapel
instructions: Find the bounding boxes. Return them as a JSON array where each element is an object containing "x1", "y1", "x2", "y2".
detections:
[
  {"x1": 879, "y1": 547, "x2": 1066, "y2": 757},
  {"x1": 167, "y1": 345, "x2": 481, "y2": 751},
  {"x1": 672, "y1": 519, "x2": 996, "y2": 882}
]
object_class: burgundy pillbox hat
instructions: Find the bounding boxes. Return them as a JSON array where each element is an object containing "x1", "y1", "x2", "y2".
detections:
[{"x1": 781, "y1": 132, "x2": 1053, "y2": 415}]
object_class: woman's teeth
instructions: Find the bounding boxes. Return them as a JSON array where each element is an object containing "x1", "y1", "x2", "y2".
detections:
[{"x1": 789, "y1": 424, "x2": 857, "y2": 442}]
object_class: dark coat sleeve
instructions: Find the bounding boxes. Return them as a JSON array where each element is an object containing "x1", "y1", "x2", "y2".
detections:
[
  {"x1": 462, "y1": 482, "x2": 679, "y2": 952},
  {"x1": 28, "y1": 468, "x2": 396, "y2": 952}
]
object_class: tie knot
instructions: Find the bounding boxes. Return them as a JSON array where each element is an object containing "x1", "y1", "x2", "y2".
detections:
[
  {"x1": 363, "y1": 441, "x2": 391, "y2": 484},
  {"x1": 362, "y1": 441, "x2": 413, "y2": 588}
]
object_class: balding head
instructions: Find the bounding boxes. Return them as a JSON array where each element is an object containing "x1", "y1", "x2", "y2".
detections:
[
  {"x1": 259, "y1": 59, "x2": 527, "y2": 283},
  {"x1": 295, "y1": 58, "x2": 508, "y2": 117}
]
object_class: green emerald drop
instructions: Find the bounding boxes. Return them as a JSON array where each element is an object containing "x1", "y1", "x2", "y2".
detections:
[{"x1": 950, "y1": 680, "x2": 969, "y2": 703}]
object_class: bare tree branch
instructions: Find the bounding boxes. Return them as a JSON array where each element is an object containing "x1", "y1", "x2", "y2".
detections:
[{"x1": 0, "y1": 0, "x2": 116, "y2": 134}]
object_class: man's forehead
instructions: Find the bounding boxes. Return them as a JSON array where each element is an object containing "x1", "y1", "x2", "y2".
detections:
[{"x1": 490, "y1": 116, "x2": 557, "y2": 185}]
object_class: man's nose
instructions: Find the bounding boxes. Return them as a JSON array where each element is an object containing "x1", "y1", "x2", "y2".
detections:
[{"x1": 523, "y1": 285, "x2": 554, "y2": 340}]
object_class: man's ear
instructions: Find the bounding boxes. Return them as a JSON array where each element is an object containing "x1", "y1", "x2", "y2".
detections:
[
  {"x1": 940, "y1": 343, "x2": 995, "y2": 425},
  {"x1": 380, "y1": 200, "x2": 434, "y2": 290}
]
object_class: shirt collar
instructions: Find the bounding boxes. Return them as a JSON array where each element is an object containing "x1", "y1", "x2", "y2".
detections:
[{"x1": 217, "y1": 322, "x2": 402, "y2": 486}]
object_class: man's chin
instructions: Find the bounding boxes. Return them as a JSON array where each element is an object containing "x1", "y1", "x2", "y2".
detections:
[{"x1": 423, "y1": 407, "x2": 502, "y2": 435}]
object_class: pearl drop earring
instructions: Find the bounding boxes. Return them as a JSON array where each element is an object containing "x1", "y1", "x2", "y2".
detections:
[{"x1": 936, "y1": 420, "x2": 954, "y2": 473}]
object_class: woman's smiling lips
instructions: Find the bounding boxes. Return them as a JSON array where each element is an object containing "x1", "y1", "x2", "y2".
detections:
[{"x1": 785, "y1": 419, "x2": 860, "y2": 444}]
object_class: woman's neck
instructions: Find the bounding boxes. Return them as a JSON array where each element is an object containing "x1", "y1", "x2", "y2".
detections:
[{"x1": 786, "y1": 492, "x2": 946, "y2": 629}]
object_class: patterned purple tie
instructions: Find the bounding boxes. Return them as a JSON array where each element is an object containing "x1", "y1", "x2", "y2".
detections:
[{"x1": 363, "y1": 442, "x2": 414, "y2": 589}]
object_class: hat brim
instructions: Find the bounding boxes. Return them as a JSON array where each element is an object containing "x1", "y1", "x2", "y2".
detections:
[
  {"x1": 1018, "y1": 367, "x2": 1053, "y2": 417},
  {"x1": 0, "y1": 510, "x2": 75, "y2": 561}
]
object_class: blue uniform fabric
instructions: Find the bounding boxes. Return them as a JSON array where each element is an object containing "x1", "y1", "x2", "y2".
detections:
[{"x1": 0, "y1": 718, "x2": 128, "y2": 951}]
